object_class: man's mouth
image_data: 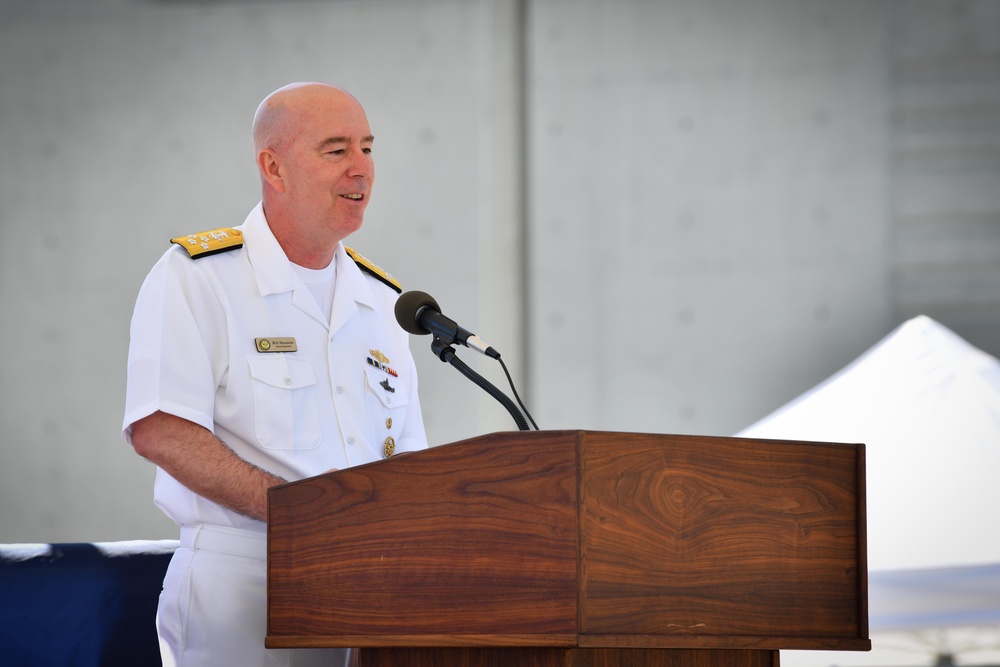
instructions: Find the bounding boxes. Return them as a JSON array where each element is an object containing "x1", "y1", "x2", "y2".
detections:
[{"x1": 341, "y1": 193, "x2": 365, "y2": 201}]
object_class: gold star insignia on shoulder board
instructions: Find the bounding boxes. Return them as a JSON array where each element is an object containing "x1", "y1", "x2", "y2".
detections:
[
  {"x1": 171, "y1": 228, "x2": 243, "y2": 259},
  {"x1": 345, "y1": 247, "x2": 402, "y2": 293}
]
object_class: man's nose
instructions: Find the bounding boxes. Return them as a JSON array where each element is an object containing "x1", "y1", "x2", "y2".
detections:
[{"x1": 348, "y1": 149, "x2": 373, "y2": 178}]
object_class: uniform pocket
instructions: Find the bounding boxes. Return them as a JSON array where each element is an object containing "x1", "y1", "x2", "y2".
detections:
[
  {"x1": 363, "y1": 365, "x2": 410, "y2": 410},
  {"x1": 246, "y1": 356, "x2": 321, "y2": 450},
  {"x1": 363, "y1": 365, "x2": 410, "y2": 455}
]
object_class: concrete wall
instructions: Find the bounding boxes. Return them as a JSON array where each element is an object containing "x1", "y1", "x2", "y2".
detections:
[
  {"x1": 527, "y1": 0, "x2": 892, "y2": 435},
  {"x1": 1, "y1": 0, "x2": 996, "y2": 543},
  {"x1": 888, "y1": 0, "x2": 1000, "y2": 354}
]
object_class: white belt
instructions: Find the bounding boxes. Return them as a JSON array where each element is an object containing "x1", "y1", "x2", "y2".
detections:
[{"x1": 179, "y1": 524, "x2": 267, "y2": 561}]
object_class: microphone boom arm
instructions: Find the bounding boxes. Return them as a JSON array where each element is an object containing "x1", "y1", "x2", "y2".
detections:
[{"x1": 429, "y1": 337, "x2": 530, "y2": 432}]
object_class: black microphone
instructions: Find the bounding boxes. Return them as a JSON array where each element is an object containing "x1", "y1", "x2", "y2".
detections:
[{"x1": 394, "y1": 290, "x2": 500, "y2": 359}]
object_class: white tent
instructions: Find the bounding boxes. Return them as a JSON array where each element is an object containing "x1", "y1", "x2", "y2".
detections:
[{"x1": 738, "y1": 316, "x2": 1000, "y2": 666}]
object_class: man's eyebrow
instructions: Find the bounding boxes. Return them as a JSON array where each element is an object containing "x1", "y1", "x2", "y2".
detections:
[{"x1": 317, "y1": 135, "x2": 375, "y2": 149}]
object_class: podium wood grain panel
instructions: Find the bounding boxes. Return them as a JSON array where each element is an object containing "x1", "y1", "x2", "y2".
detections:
[
  {"x1": 578, "y1": 432, "x2": 866, "y2": 642},
  {"x1": 268, "y1": 432, "x2": 581, "y2": 641}
]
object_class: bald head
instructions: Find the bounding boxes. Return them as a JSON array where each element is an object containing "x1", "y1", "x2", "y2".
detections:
[{"x1": 252, "y1": 82, "x2": 363, "y2": 156}]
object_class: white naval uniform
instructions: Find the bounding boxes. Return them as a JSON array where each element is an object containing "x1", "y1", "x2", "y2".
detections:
[{"x1": 123, "y1": 203, "x2": 427, "y2": 667}]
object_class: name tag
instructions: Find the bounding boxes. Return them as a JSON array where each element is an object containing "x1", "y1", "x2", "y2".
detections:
[{"x1": 255, "y1": 337, "x2": 298, "y2": 353}]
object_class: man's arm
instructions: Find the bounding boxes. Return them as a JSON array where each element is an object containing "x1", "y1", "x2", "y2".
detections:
[{"x1": 130, "y1": 411, "x2": 286, "y2": 522}]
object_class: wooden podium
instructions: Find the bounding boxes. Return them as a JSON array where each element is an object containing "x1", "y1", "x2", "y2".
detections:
[{"x1": 267, "y1": 431, "x2": 869, "y2": 666}]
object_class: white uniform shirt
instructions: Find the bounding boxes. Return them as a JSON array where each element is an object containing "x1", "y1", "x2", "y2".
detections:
[{"x1": 123, "y1": 203, "x2": 427, "y2": 531}]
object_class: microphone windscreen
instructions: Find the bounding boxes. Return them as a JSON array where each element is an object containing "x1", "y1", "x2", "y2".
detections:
[{"x1": 394, "y1": 290, "x2": 440, "y2": 336}]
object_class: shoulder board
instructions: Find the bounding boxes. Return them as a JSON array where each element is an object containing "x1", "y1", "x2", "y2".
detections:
[
  {"x1": 345, "y1": 246, "x2": 402, "y2": 293},
  {"x1": 170, "y1": 228, "x2": 244, "y2": 259}
]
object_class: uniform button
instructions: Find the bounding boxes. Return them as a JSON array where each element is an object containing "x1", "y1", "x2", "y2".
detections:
[
  {"x1": 336, "y1": 386, "x2": 345, "y2": 394},
  {"x1": 283, "y1": 377, "x2": 292, "y2": 385},
  {"x1": 347, "y1": 436, "x2": 355, "y2": 445}
]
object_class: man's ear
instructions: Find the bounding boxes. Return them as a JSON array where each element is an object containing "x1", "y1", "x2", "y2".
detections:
[{"x1": 257, "y1": 149, "x2": 286, "y2": 193}]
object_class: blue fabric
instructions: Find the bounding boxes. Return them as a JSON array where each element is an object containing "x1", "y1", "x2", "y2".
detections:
[{"x1": 0, "y1": 540, "x2": 177, "y2": 667}]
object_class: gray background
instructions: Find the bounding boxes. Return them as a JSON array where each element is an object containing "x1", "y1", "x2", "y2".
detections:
[{"x1": 1, "y1": 0, "x2": 998, "y2": 543}]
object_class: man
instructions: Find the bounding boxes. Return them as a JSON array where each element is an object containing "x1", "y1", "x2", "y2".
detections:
[{"x1": 123, "y1": 82, "x2": 427, "y2": 666}]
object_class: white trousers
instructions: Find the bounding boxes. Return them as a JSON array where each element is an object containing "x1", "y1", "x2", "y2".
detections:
[{"x1": 157, "y1": 524, "x2": 351, "y2": 667}]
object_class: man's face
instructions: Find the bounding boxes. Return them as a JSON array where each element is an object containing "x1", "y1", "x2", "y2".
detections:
[{"x1": 280, "y1": 92, "x2": 375, "y2": 242}]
